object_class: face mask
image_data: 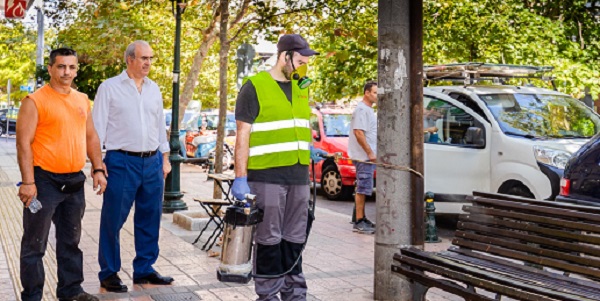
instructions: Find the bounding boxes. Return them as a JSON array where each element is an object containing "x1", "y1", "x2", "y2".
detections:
[{"x1": 290, "y1": 60, "x2": 313, "y2": 89}]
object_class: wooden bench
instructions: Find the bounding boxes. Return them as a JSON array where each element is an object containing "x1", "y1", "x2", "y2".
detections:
[{"x1": 392, "y1": 191, "x2": 600, "y2": 301}]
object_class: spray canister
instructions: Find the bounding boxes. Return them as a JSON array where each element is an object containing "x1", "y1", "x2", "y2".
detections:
[{"x1": 217, "y1": 194, "x2": 263, "y2": 283}]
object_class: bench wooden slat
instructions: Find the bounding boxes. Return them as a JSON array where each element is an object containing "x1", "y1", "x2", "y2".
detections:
[
  {"x1": 391, "y1": 264, "x2": 497, "y2": 301},
  {"x1": 394, "y1": 192, "x2": 600, "y2": 300},
  {"x1": 396, "y1": 249, "x2": 585, "y2": 301},
  {"x1": 453, "y1": 237, "x2": 600, "y2": 280},
  {"x1": 404, "y1": 248, "x2": 600, "y2": 299},
  {"x1": 459, "y1": 221, "x2": 600, "y2": 258},
  {"x1": 464, "y1": 205, "x2": 600, "y2": 234},
  {"x1": 469, "y1": 198, "x2": 600, "y2": 223},
  {"x1": 455, "y1": 230, "x2": 600, "y2": 270},
  {"x1": 464, "y1": 214, "x2": 600, "y2": 246},
  {"x1": 472, "y1": 192, "x2": 600, "y2": 214},
  {"x1": 444, "y1": 248, "x2": 600, "y2": 297}
]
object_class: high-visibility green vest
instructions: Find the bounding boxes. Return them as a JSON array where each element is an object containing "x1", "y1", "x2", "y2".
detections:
[{"x1": 245, "y1": 71, "x2": 311, "y2": 170}]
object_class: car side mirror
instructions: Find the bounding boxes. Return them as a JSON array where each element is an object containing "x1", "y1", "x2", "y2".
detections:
[
  {"x1": 464, "y1": 127, "x2": 485, "y2": 147},
  {"x1": 312, "y1": 129, "x2": 321, "y2": 142}
]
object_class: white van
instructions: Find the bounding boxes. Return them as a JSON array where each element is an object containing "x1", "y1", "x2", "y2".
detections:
[{"x1": 422, "y1": 64, "x2": 600, "y2": 213}]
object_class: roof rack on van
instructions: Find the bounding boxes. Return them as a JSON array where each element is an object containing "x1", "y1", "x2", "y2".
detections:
[
  {"x1": 424, "y1": 62, "x2": 555, "y2": 88},
  {"x1": 314, "y1": 103, "x2": 350, "y2": 111}
]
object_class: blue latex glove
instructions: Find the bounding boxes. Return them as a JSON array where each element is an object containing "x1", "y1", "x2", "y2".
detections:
[
  {"x1": 232, "y1": 176, "x2": 251, "y2": 200},
  {"x1": 310, "y1": 145, "x2": 328, "y2": 163}
]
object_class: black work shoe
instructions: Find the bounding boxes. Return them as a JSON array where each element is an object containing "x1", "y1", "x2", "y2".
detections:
[
  {"x1": 59, "y1": 292, "x2": 99, "y2": 301},
  {"x1": 133, "y1": 271, "x2": 174, "y2": 285},
  {"x1": 100, "y1": 273, "x2": 128, "y2": 292}
]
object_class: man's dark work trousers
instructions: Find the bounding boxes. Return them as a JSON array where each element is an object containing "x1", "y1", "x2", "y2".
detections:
[{"x1": 21, "y1": 167, "x2": 86, "y2": 301}]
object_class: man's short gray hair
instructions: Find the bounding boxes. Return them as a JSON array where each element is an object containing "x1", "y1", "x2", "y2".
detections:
[{"x1": 124, "y1": 40, "x2": 150, "y2": 64}]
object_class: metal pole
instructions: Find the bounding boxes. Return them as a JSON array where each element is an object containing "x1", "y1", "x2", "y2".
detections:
[
  {"x1": 163, "y1": 0, "x2": 188, "y2": 213},
  {"x1": 6, "y1": 79, "x2": 10, "y2": 142},
  {"x1": 375, "y1": 0, "x2": 423, "y2": 299},
  {"x1": 36, "y1": 6, "x2": 43, "y2": 66},
  {"x1": 35, "y1": 4, "x2": 44, "y2": 90}
]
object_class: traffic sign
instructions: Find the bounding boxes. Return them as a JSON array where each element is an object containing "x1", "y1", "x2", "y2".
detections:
[
  {"x1": 5, "y1": 0, "x2": 27, "y2": 19},
  {"x1": 20, "y1": 85, "x2": 33, "y2": 92}
]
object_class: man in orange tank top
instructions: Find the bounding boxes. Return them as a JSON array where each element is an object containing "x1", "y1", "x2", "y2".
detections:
[{"x1": 16, "y1": 48, "x2": 107, "y2": 301}]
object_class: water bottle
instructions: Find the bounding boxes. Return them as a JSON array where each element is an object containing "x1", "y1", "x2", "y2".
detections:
[
  {"x1": 16, "y1": 182, "x2": 42, "y2": 214},
  {"x1": 28, "y1": 196, "x2": 42, "y2": 214}
]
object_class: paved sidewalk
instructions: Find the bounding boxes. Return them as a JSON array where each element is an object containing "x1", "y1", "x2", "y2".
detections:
[{"x1": 0, "y1": 138, "x2": 458, "y2": 301}]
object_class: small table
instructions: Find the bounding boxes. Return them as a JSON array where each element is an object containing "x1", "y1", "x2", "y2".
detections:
[
  {"x1": 192, "y1": 198, "x2": 231, "y2": 251},
  {"x1": 207, "y1": 172, "x2": 235, "y2": 202},
  {"x1": 191, "y1": 173, "x2": 235, "y2": 251}
]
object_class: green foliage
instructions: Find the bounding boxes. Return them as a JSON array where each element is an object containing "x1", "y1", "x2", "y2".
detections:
[
  {"x1": 55, "y1": 0, "x2": 179, "y2": 101},
  {"x1": 295, "y1": 0, "x2": 600, "y2": 101},
  {"x1": 53, "y1": 0, "x2": 246, "y2": 108},
  {"x1": 308, "y1": 1, "x2": 378, "y2": 102},
  {"x1": 0, "y1": 20, "x2": 36, "y2": 105},
  {"x1": 423, "y1": 0, "x2": 600, "y2": 99},
  {"x1": 8, "y1": 0, "x2": 600, "y2": 108}
]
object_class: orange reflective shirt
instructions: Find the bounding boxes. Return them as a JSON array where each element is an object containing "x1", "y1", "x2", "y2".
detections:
[{"x1": 28, "y1": 85, "x2": 90, "y2": 173}]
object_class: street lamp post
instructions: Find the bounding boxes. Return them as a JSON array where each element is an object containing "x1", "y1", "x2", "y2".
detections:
[{"x1": 163, "y1": 0, "x2": 188, "y2": 213}]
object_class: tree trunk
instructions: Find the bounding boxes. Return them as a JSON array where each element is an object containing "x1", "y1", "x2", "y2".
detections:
[
  {"x1": 213, "y1": 0, "x2": 230, "y2": 199},
  {"x1": 177, "y1": 30, "x2": 218, "y2": 127}
]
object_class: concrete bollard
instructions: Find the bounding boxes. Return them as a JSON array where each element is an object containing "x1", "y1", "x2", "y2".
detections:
[{"x1": 425, "y1": 191, "x2": 441, "y2": 243}]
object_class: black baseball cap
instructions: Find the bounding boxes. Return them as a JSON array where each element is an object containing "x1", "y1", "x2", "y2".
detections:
[{"x1": 277, "y1": 34, "x2": 319, "y2": 57}]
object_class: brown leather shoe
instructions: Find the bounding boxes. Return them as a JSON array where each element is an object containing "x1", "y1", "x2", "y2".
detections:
[
  {"x1": 100, "y1": 273, "x2": 128, "y2": 292},
  {"x1": 133, "y1": 271, "x2": 174, "y2": 285}
]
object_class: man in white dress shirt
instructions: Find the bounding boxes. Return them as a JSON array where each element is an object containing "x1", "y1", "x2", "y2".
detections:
[{"x1": 92, "y1": 40, "x2": 173, "y2": 292}]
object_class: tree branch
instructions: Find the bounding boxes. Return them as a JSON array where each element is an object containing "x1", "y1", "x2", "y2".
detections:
[
  {"x1": 226, "y1": 0, "x2": 252, "y2": 43},
  {"x1": 230, "y1": 0, "x2": 250, "y2": 27},
  {"x1": 227, "y1": 0, "x2": 341, "y2": 43},
  {"x1": 578, "y1": 19, "x2": 584, "y2": 49}
]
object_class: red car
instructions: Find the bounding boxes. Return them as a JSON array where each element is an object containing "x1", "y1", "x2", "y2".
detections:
[{"x1": 309, "y1": 106, "x2": 375, "y2": 200}]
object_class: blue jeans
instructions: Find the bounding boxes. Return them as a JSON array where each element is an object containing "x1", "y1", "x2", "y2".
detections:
[
  {"x1": 21, "y1": 167, "x2": 86, "y2": 301},
  {"x1": 98, "y1": 150, "x2": 164, "y2": 281}
]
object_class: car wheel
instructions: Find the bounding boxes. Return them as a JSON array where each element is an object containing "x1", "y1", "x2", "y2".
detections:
[
  {"x1": 0, "y1": 124, "x2": 5, "y2": 137},
  {"x1": 505, "y1": 184, "x2": 535, "y2": 199},
  {"x1": 321, "y1": 165, "x2": 354, "y2": 200}
]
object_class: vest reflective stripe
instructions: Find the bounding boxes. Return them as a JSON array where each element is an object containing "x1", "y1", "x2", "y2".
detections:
[
  {"x1": 246, "y1": 71, "x2": 311, "y2": 170},
  {"x1": 251, "y1": 118, "x2": 310, "y2": 133},
  {"x1": 249, "y1": 141, "x2": 310, "y2": 157}
]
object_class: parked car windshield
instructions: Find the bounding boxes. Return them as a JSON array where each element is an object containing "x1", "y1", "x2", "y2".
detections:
[
  {"x1": 165, "y1": 111, "x2": 194, "y2": 129},
  {"x1": 323, "y1": 114, "x2": 352, "y2": 137},
  {"x1": 0, "y1": 108, "x2": 19, "y2": 120},
  {"x1": 479, "y1": 93, "x2": 600, "y2": 138}
]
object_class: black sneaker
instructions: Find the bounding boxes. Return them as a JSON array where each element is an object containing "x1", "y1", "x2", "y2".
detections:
[
  {"x1": 353, "y1": 219, "x2": 375, "y2": 234},
  {"x1": 363, "y1": 217, "x2": 376, "y2": 228}
]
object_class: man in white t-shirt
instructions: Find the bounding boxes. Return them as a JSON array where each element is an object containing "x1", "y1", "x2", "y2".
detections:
[{"x1": 348, "y1": 81, "x2": 377, "y2": 234}]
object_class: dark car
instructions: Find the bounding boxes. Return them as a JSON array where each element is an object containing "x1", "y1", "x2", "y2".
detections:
[
  {"x1": 0, "y1": 108, "x2": 18, "y2": 136},
  {"x1": 558, "y1": 134, "x2": 600, "y2": 206}
]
